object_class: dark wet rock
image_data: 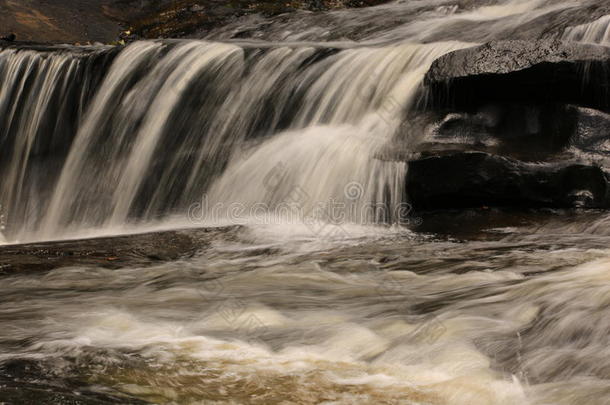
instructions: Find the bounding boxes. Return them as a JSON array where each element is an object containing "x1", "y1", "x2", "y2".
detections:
[
  {"x1": 385, "y1": 100, "x2": 610, "y2": 165},
  {"x1": 120, "y1": 0, "x2": 392, "y2": 39},
  {"x1": 435, "y1": 111, "x2": 499, "y2": 142},
  {"x1": 491, "y1": 104, "x2": 580, "y2": 156},
  {"x1": 406, "y1": 152, "x2": 609, "y2": 211},
  {"x1": 570, "y1": 106, "x2": 610, "y2": 154},
  {"x1": 426, "y1": 40, "x2": 610, "y2": 81},
  {"x1": 410, "y1": 208, "x2": 608, "y2": 242},
  {"x1": 0, "y1": 0, "x2": 125, "y2": 44},
  {"x1": 0, "y1": 377, "x2": 146, "y2": 404},
  {"x1": 420, "y1": 103, "x2": 610, "y2": 164},
  {"x1": 420, "y1": 103, "x2": 587, "y2": 162},
  {"x1": 0, "y1": 360, "x2": 147, "y2": 404},
  {"x1": 425, "y1": 40, "x2": 610, "y2": 112},
  {"x1": 0, "y1": 0, "x2": 391, "y2": 43},
  {"x1": 0, "y1": 33, "x2": 16, "y2": 42},
  {"x1": 0, "y1": 227, "x2": 238, "y2": 276}
]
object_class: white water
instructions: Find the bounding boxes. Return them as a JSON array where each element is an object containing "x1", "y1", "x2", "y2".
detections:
[
  {"x1": 205, "y1": 42, "x2": 466, "y2": 226},
  {"x1": 2, "y1": 4, "x2": 610, "y2": 403},
  {"x1": 368, "y1": 0, "x2": 577, "y2": 44},
  {"x1": 0, "y1": 47, "x2": 111, "y2": 240},
  {"x1": 2, "y1": 217, "x2": 610, "y2": 404},
  {"x1": 563, "y1": 14, "x2": 610, "y2": 45},
  {"x1": 0, "y1": 0, "x2": 592, "y2": 243},
  {"x1": 205, "y1": 0, "x2": 580, "y2": 43},
  {"x1": 24, "y1": 40, "x2": 468, "y2": 242}
]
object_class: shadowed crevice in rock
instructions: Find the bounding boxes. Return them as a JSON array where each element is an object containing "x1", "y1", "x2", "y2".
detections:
[{"x1": 406, "y1": 152, "x2": 609, "y2": 211}]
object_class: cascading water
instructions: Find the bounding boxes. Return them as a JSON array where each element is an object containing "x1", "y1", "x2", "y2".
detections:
[
  {"x1": 201, "y1": 42, "x2": 467, "y2": 227},
  {"x1": 0, "y1": 0, "x2": 591, "y2": 243},
  {"x1": 563, "y1": 14, "x2": 610, "y2": 45},
  {"x1": 2, "y1": 38, "x2": 468, "y2": 242},
  {"x1": 205, "y1": 0, "x2": 581, "y2": 43},
  {"x1": 2, "y1": 2, "x2": 610, "y2": 404},
  {"x1": 0, "y1": 46, "x2": 116, "y2": 242}
]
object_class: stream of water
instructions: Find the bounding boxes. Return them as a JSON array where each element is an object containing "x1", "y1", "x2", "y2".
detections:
[{"x1": 1, "y1": 0, "x2": 610, "y2": 404}]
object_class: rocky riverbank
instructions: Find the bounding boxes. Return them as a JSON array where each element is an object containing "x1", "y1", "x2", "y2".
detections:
[
  {"x1": 404, "y1": 39, "x2": 610, "y2": 213},
  {"x1": 0, "y1": 0, "x2": 391, "y2": 44}
]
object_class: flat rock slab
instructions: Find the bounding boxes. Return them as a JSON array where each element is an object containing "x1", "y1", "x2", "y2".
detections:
[
  {"x1": 0, "y1": 227, "x2": 238, "y2": 276},
  {"x1": 0, "y1": 41, "x2": 119, "y2": 54},
  {"x1": 425, "y1": 40, "x2": 610, "y2": 111},
  {"x1": 427, "y1": 40, "x2": 610, "y2": 79}
]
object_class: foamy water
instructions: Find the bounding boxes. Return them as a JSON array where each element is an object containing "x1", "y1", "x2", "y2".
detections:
[
  {"x1": 1, "y1": 1, "x2": 609, "y2": 404},
  {"x1": 2, "y1": 214, "x2": 610, "y2": 404}
]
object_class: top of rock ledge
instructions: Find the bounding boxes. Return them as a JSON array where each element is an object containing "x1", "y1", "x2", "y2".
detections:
[{"x1": 426, "y1": 40, "x2": 610, "y2": 84}]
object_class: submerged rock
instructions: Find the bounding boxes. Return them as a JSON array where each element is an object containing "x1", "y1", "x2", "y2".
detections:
[
  {"x1": 425, "y1": 40, "x2": 610, "y2": 112},
  {"x1": 0, "y1": 359, "x2": 147, "y2": 404},
  {"x1": 406, "y1": 152, "x2": 609, "y2": 211}
]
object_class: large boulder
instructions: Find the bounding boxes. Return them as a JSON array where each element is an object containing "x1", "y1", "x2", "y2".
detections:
[
  {"x1": 425, "y1": 40, "x2": 610, "y2": 112},
  {"x1": 406, "y1": 152, "x2": 609, "y2": 210}
]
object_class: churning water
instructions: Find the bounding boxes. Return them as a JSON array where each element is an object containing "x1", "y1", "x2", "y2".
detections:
[{"x1": 1, "y1": 0, "x2": 610, "y2": 404}]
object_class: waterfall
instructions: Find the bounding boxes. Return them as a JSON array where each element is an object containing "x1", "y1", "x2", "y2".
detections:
[
  {"x1": 3, "y1": 4, "x2": 610, "y2": 405},
  {"x1": 0, "y1": 39, "x2": 466, "y2": 242},
  {"x1": 0, "y1": 0, "x2": 597, "y2": 243},
  {"x1": 0, "y1": 46, "x2": 116, "y2": 242},
  {"x1": 563, "y1": 15, "x2": 610, "y2": 46},
  {"x1": 204, "y1": 42, "x2": 466, "y2": 226}
]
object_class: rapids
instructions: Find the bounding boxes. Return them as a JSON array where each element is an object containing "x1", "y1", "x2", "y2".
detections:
[{"x1": 1, "y1": 0, "x2": 610, "y2": 404}]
